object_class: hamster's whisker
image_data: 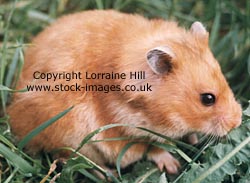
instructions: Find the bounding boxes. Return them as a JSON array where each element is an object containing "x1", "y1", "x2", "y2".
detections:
[
  {"x1": 201, "y1": 134, "x2": 214, "y2": 148},
  {"x1": 197, "y1": 133, "x2": 210, "y2": 145},
  {"x1": 196, "y1": 135, "x2": 206, "y2": 144},
  {"x1": 210, "y1": 135, "x2": 219, "y2": 156},
  {"x1": 214, "y1": 135, "x2": 221, "y2": 145},
  {"x1": 225, "y1": 134, "x2": 233, "y2": 146}
]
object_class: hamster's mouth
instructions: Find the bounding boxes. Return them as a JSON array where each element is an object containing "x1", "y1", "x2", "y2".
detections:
[
  {"x1": 203, "y1": 119, "x2": 238, "y2": 137},
  {"x1": 215, "y1": 125, "x2": 229, "y2": 137},
  {"x1": 195, "y1": 119, "x2": 228, "y2": 137}
]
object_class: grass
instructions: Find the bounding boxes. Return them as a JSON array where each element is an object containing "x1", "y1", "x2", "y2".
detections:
[{"x1": 0, "y1": 0, "x2": 250, "y2": 182}]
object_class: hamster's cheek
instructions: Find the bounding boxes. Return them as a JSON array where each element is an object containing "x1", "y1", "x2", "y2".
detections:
[{"x1": 167, "y1": 113, "x2": 192, "y2": 137}]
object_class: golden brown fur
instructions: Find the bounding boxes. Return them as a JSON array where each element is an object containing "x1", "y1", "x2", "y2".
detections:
[{"x1": 8, "y1": 10, "x2": 242, "y2": 173}]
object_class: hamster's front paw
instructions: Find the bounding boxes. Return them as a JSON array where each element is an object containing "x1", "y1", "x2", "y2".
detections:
[
  {"x1": 148, "y1": 149, "x2": 180, "y2": 174},
  {"x1": 186, "y1": 133, "x2": 199, "y2": 145}
]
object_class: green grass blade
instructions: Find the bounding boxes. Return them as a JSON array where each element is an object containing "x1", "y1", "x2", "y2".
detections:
[
  {"x1": 78, "y1": 169, "x2": 102, "y2": 182},
  {"x1": 58, "y1": 156, "x2": 94, "y2": 183},
  {"x1": 243, "y1": 101, "x2": 250, "y2": 117},
  {"x1": 0, "y1": 0, "x2": 16, "y2": 114},
  {"x1": 18, "y1": 106, "x2": 74, "y2": 150},
  {"x1": 116, "y1": 141, "x2": 138, "y2": 179},
  {"x1": 134, "y1": 167, "x2": 158, "y2": 183},
  {"x1": 0, "y1": 85, "x2": 17, "y2": 91},
  {"x1": 0, "y1": 143, "x2": 35, "y2": 175},
  {"x1": 0, "y1": 134, "x2": 17, "y2": 149},
  {"x1": 5, "y1": 44, "x2": 21, "y2": 88},
  {"x1": 151, "y1": 141, "x2": 192, "y2": 163},
  {"x1": 88, "y1": 136, "x2": 134, "y2": 143},
  {"x1": 95, "y1": 0, "x2": 104, "y2": 9},
  {"x1": 193, "y1": 134, "x2": 250, "y2": 183},
  {"x1": 1, "y1": 133, "x2": 45, "y2": 170},
  {"x1": 175, "y1": 149, "x2": 192, "y2": 163},
  {"x1": 209, "y1": 2, "x2": 221, "y2": 47},
  {"x1": 27, "y1": 10, "x2": 54, "y2": 23},
  {"x1": 3, "y1": 167, "x2": 18, "y2": 183},
  {"x1": 75, "y1": 123, "x2": 132, "y2": 153},
  {"x1": 0, "y1": 84, "x2": 26, "y2": 92},
  {"x1": 151, "y1": 141, "x2": 177, "y2": 153},
  {"x1": 15, "y1": 43, "x2": 25, "y2": 88},
  {"x1": 137, "y1": 127, "x2": 198, "y2": 152},
  {"x1": 57, "y1": 147, "x2": 120, "y2": 182}
]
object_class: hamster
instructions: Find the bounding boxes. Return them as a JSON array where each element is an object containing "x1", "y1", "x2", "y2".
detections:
[{"x1": 7, "y1": 10, "x2": 242, "y2": 174}]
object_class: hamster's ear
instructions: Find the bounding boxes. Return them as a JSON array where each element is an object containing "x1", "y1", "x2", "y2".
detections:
[
  {"x1": 146, "y1": 46, "x2": 174, "y2": 74},
  {"x1": 190, "y1": 21, "x2": 208, "y2": 35},
  {"x1": 191, "y1": 22, "x2": 209, "y2": 44}
]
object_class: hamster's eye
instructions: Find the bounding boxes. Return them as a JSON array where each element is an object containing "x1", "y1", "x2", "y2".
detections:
[{"x1": 200, "y1": 93, "x2": 216, "y2": 106}]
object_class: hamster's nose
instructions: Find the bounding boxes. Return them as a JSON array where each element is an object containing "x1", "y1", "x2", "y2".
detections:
[
  {"x1": 230, "y1": 102, "x2": 242, "y2": 129},
  {"x1": 222, "y1": 116, "x2": 241, "y2": 132}
]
